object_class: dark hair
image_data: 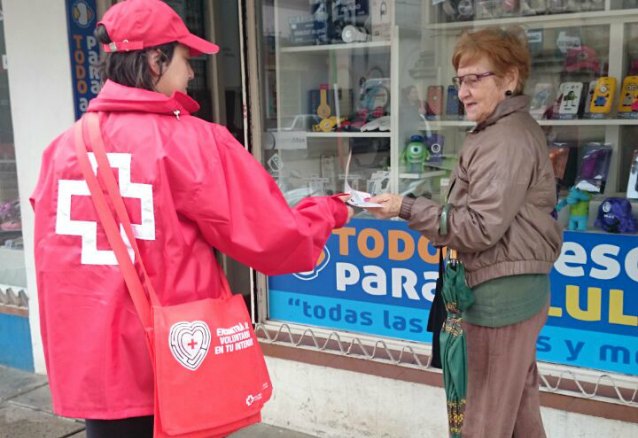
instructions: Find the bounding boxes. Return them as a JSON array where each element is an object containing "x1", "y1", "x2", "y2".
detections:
[
  {"x1": 452, "y1": 26, "x2": 530, "y2": 95},
  {"x1": 96, "y1": 25, "x2": 177, "y2": 91}
]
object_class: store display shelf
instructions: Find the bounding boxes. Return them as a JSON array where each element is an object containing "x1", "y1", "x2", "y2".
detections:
[
  {"x1": 421, "y1": 120, "x2": 475, "y2": 130},
  {"x1": 280, "y1": 40, "x2": 391, "y2": 54},
  {"x1": 307, "y1": 131, "x2": 391, "y2": 138},
  {"x1": 537, "y1": 119, "x2": 638, "y2": 126},
  {"x1": 400, "y1": 170, "x2": 447, "y2": 179},
  {"x1": 421, "y1": 118, "x2": 638, "y2": 130},
  {"x1": 426, "y1": 9, "x2": 638, "y2": 32}
]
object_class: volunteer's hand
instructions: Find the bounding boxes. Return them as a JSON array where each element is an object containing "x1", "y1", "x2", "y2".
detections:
[
  {"x1": 364, "y1": 193, "x2": 403, "y2": 219},
  {"x1": 336, "y1": 194, "x2": 355, "y2": 224}
]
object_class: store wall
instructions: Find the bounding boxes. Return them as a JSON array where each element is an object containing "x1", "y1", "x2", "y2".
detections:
[
  {"x1": 263, "y1": 357, "x2": 638, "y2": 437},
  {"x1": 4, "y1": 0, "x2": 75, "y2": 373}
]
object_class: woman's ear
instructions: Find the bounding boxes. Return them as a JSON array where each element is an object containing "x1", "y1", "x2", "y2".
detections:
[
  {"x1": 506, "y1": 67, "x2": 520, "y2": 93},
  {"x1": 147, "y1": 50, "x2": 163, "y2": 77}
]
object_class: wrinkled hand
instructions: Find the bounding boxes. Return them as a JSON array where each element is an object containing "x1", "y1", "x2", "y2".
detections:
[
  {"x1": 335, "y1": 194, "x2": 355, "y2": 224},
  {"x1": 364, "y1": 193, "x2": 404, "y2": 219}
]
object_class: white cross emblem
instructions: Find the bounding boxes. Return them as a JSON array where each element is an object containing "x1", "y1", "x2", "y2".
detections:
[{"x1": 55, "y1": 152, "x2": 155, "y2": 265}]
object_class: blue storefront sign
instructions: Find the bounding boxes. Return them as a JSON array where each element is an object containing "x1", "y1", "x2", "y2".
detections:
[
  {"x1": 66, "y1": 0, "x2": 100, "y2": 119},
  {"x1": 269, "y1": 218, "x2": 638, "y2": 376}
]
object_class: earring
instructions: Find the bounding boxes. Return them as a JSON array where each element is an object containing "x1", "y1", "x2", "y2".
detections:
[{"x1": 505, "y1": 90, "x2": 513, "y2": 96}]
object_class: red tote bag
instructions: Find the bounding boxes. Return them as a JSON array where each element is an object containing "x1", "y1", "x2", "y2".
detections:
[{"x1": 74, "y1": 113, "x2": 272, "y2": 437}]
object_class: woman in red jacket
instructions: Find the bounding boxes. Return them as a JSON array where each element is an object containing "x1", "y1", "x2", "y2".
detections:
[{"x1": 31, "y1": 1, "x2": 352, "y2": 437}]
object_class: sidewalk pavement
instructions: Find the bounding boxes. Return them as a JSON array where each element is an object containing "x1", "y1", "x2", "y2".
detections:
[{"x1": 0, "y1": 365, "x2": 314, "y2": 438}]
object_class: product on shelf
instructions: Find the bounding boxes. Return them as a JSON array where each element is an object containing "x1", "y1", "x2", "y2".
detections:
[
  {"x1": 520, "y1": 0, "x2": 547, "y2": 15},
  {"x1": 332, "y1": 0, "x2": 370, "y2": 43},
  {"x1": 401, "y1": 134, "x2": 428, "y2": 173},
  {"x1": 0, "y1": 199, "x2": 21, "y2": 232},
  {"x1": 617, "y1": 76, "x2": 638, "y2": 117},
  {"x1": 549, "y1": 144, "x2": 570, "y2": 181},
  {"x1": 581, "y1": 0, "x2": 605, "y2": 11},
  {"x1": 308, "y1": 86, "x2": 354, "y2": 120},
  {"x1": 557, "y1": 81, "x2": 585, "y2": 119},
  {"x1": 446, "y1": 85, "x2": 464, "y2": 119},
  {"x1": 425, "y1": 134, "x2": 444, "y2": 164},
  {"x1": 440, "y1": 0, "x2": 474, "y2": 22},
  {"x1": 548, "y1": 0, "x2": 579, "y2": 14},
  {"x1": 556, "y1": 186, "x2": 592, "y2": 231},
  {"x1": 627, "y1": 149, "x2": 638, "y2": 199},
  {"x1": 582, "y1": 79, "x2": 598, "y2": 118},
  {"x1": 342, "y1": 25, "x2": 369, "y2": 43},
  {"x1": 475, "y1": 0, "x2": 502, "y2": 19},
  {"x1": 564, "y1": 46, "x2": 600, "y2": 74},
  {"x1": 426, "y1": 85, "x2": 444, "y2": 120},
  {"x1": 316, "y1": 83, "x2": 332, "y2": 119},
  {"x1": 529, "y1": 83, "x2": 554, "y2": 120},
  {"x1": 575, "y1": 142, "x2": 613, "y2": 193},
  {"x1": 370, "y1": 0, "x2": 392, "y2": 40},
  {"x1": 289, "y1": 0, "x2": 331, "y2": 46},
  {"x1": 595, "y1": 198, "x2": 638, "y2": 233},
  {"x1": 360, "y1": 115, "x2": 391, "y2": 131},
  {"x1": 314, "y1": 116, "x2": 348, "y2": 132},
  {"x1": 589, "y1": 77, "x2": 617, "y2": 117}
]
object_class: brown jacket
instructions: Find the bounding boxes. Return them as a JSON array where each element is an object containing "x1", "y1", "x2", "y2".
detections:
[{"x1": 399, "y1": 95, "x2": 563, "y2": 288}]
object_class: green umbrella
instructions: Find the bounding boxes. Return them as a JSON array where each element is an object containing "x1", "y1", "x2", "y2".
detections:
[{"x1": 440, "y1": 258, "x2": 475, "y2": 437}]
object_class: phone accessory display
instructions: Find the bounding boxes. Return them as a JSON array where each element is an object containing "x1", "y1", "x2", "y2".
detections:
[
  {"x1": 557, "y1": 82, "x2": 585, "y2": 119},
  {"x1": 627, "y1": 149, "x2": 638, "y2": 199},
  {"x1": 617, "y1": 76, "x2": 638, "y2": 118},
  {"x1": 426, "y1": 85, "x2": 444, "y2": 120},
  {"x1": 582, "y1": 80, "x2": 598, "y2": 119},
  {"x1": 446, "y1": 85, "x2": 464, "y2": 119},
  {"x1": 589, "y1": 77, "x2": 617, "y2": 117},
  {"x1": 595, "y1": 198, "x2": 638, "y2": 233},
  {"x1": 529, "y1": 83, "x2": 554, "y2": 120},
  {"x1": 575, "y1": 142, "x2": 613, "y2": 193}
]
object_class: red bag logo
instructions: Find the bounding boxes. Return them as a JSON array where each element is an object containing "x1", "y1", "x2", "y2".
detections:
[{"x1": 169, "y1": 321, "x2": 211, "y2": 370}]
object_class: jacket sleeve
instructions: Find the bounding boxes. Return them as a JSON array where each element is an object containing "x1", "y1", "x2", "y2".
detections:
[
  {"x1": 405, "y1": 130, "x2": 537, "y2": 252},
  {"x1": 168, "y1": 124, "x2": 347, "y2": 276}
]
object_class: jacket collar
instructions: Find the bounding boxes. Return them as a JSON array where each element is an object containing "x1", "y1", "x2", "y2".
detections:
[
  {"x1": 87, "y1": 80, "x2": 200, "y2": 116},
  {"x1": 473, "y1": 95, "x2": 530, "y2": 132}
]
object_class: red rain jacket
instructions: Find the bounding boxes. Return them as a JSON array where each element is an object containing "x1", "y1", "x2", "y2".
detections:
[{"x1": 31, "y1": 80, "x2": 347, "y2": 419}]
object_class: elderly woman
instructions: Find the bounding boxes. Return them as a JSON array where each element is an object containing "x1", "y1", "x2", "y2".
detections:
[{"x1": 367, "y1": 27, "x2": 562, "y2": 437}]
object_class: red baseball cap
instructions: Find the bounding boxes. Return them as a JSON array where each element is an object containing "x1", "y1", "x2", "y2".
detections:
[{"x1": 98, "y1": 0, "x2": 219, "y2": 56}]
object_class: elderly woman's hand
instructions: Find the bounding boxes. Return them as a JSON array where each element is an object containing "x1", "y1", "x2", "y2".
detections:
[{"x1": 364, "y1": 193, "x2": 404, "y2": 219}]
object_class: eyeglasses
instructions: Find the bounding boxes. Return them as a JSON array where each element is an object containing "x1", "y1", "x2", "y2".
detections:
[{"x1": 452, "y1": 72, "x2": 496, "y2": 89}]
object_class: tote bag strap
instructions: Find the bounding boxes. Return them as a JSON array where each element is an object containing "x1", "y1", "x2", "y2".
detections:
[
  {"x1": 82, "y1": 113, "x2": 162, "y2": 305},
  {"x1": 73, "y1": 115, "x2": 156, "y2": 329}
]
